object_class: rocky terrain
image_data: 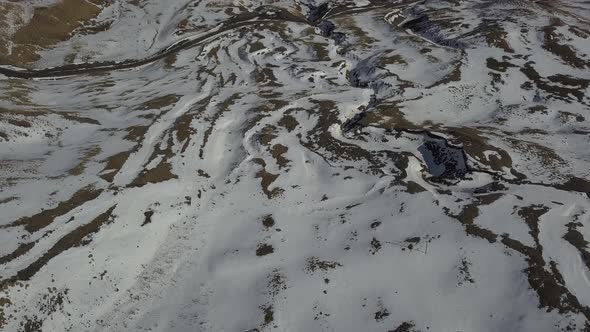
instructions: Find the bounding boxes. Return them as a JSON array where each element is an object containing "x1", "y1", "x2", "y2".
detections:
[{"x1": 0, "y1": 0, "x2": 589, "y2": 331}]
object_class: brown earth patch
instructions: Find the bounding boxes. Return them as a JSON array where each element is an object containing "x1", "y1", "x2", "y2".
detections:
[
  {"x1": 517, "y1": 205, "x2": 550, "y2": 246},
  {"x1": 486, "y1": 57, "x2": 516, "y2": 72},
  {"x1": 370, "y1": 237, "x2": 382, "y2": 255},
  {"x1": 271, "y1": 144, "x2": 289, "y2": 169},
  {"x1": 365, "y1": 103, "x2": 419, "y2": 131},
  {"x1": 5, "y1": 185, "x2": 103, "y2": 233},
  {"x1": 258, "y1": 125, "x2": 278, "y2": 146},
  {"x1": 427, "y1": 60, "x2": 462, "y2": 88},
  {"x1": 142, "y1": 210, "x2": 154, "y2": 226},
  {"x1": 278, "y1": 114, "x2": 299, "y2": 132},
  {"x1": 555, "y1": 177, "x2": 590, "y2": 197},
  {"x1": 0, "y1": 242, "x2": 35, "y2": 266},
  {"x1": 306, "y1": 257, "x2": 342, "y2": 272},
  {"x1": 389, "y1": 322, "x2": 418, "y2": 332},
  {"x1": 1, "y1": 0, "x2": 106, "y2": 66},
  {"x1": 139, "y1": 94, "x2": 181, "y2": 111},
  {"x1": 520, "y1": 62, "x2": 586, "y2": 102},
  {"x1": 130, "y1": 134, "x2": 178, "y2": 187},
  {"x1": 124, "y1": 126, "x2": 149, "y2": 142},
  {"x1": 129, "y1": 161, "x2": 177, "y2": 187},
  {"x1": 405, "y1": 181, "x2": 426, "y2": 194},
  {"x1": 374, "y1": 309, "x2": 390, "y2": 321},
  {"x1": 60, "y1": 112, "x2": 101, "y2": 125},
  {"x1": 254, "y1": 67, "x2": 282, "y2": 87},
  {"x1": 458, "y1": 258, "x2": 474, "y2": 285},
  {"x1": 0, "y1": 197, "x2": 17, "y2": 205},
  {"x1": 69, "y1": 146, "x2": 101, "y2": 176},
  {"x1": 174, "y1": 113, "x2": 195, "y2": 153},
  {"x1": 0, "y1": 3, "x2": 24, "y2": 65},
  {"x1": 501, "y1": 233, "x2": 590, "y2": 318},
  {"x1": 1, "y1": 205, "x2": 116, "y2": 285},
  {"x1": 445, "y1": 193, "x2": 502, "y2": 244},
  {"x1": 267, "y1": 269, "x2": 286, "y2": 296},
  {"x1": 262, "y1": 215, "x2": 275, "y2": 229},
  {"x1": 446, "y1": 127, "x2": 512, "y2": 172},
  {"x1": 257, "y1": 99, "x2": 290, "y2": 113},
  {"x1": 261, "y1": 305, "x2": 274, "y2": 325},
  {"x1": 304, "y1": 99, "x2": 376, "y2": 164},
  {"x1": 20, "y1": 315, "x2": 43, "y2": 332},
  {"x1": 335, "y1": 15, "x2": 377, "y2": 46},
  {"x1": 253, "y1": 158, "x2": 283, "y2": 199},
  {"x1": 0, "y1": 297, "x2": 10, "y2": 329},
  {"x1": 7, "y1": 119, "x2": 31, "y2": 128},
  {"x1": 501, "y1": 205, "x2": 590, "y2": 320},
  {"x1": 99, "y1": 151, "x2": 131, "y2": 182},
  {"x1": 199, "y1": 94, "x2": 239, "y2": 159},
  {"x1": 563, "y1": 219, "x2": 590, "y2": 270},
  {"x1": 484, "y1": 22, "x2": 514, "y2": 53},
  {"x1": 256, "y1": 243, "x2": 274, "y2": 256},
  {"x1": 509, "y1": 138, "x2": 565, "y2": 169},
  {"x1": 100, "y1": 124, "x2": 153, "y2": 182},
  {"x1": 543, "y1": 20, "x2": 588, "y2": 69}
]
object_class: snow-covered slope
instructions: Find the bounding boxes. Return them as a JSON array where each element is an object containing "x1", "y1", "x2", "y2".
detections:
[{"x1": 0, "y1": 0, "x2": 590, "y2": 331}]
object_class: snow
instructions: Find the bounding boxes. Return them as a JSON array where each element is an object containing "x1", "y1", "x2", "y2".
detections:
[{"x1": 1, "y1": 0, "x2": 590, "y2": 331}]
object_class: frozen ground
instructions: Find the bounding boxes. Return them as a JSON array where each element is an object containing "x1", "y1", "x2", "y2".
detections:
[{"x1": 0, "y1": 0, "x2": 590, "y2": 331}]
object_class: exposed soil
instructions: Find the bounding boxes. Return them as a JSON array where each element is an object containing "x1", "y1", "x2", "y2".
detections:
[
  {"x1": 0, "y1": 242, "x2": 35, "y2": 266},
  {"x1": 5, "y1": 186, "x2": 103, "y2": 233},
  {"x1": 306, "y1": 257, "x2": 342, "y2": 272},
  {"x1": 1, "y1": 0, "x2": 106, "y2": 66},
  {"x1": 262, "y1": 215, "x2": 275, "y2": 229},
  {"x1": 389, "y1": 322, "x2": 418, "y2": 332},
  {"x1": 256, "y1": 243, "x2": 274, "y2": 257},
  {"x1": 1, "y1": 205, "x2": 116, "y2": 286},
  {"x1": 253, "y1": 158, "x2": 283, "y2": 199},
  {"x1": 271, "y1": 144, "x2": 289, "y2": 169},
  {"x1": 564, "y1": 221, "x2": 590, "y2": 270},
  {"x1": 142, "y1": 210, "x2": 154, "y2": 227}
]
